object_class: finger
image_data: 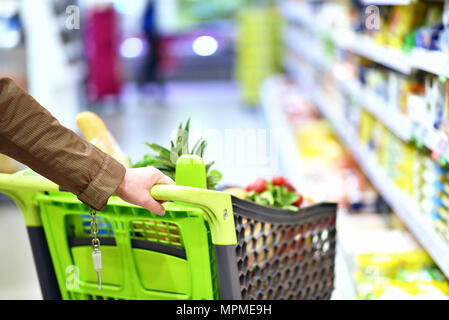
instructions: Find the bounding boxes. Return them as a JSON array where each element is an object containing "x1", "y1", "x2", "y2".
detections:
[
  {"x1": 141, "y1": 195, "x2": 166, "y2": 216},
  {"x1": 157, "y1": 173, "x2": 175, "y2": 185}
]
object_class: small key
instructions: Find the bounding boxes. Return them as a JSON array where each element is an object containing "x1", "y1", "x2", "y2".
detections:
[
  {"x1": 96, "y1": 271, "x2": 102, "y2": 291},
  {"x1": 92, "y1": 249, "x2": 102, "y2": 290}
]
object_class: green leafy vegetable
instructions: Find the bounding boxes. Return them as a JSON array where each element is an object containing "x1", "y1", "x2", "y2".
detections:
[
  {"x1": 132, "y1": 118, "x2": 222, "y2": 190},
  {"x1": 132, "y1": 154, "x2": 158, "y2": 168},
  {"x1": 245, "y1": 181, "x2": 299, "y2": 211}
]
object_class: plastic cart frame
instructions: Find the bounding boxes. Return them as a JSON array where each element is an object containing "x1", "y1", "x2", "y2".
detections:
[{"x1": 0, "y1": 155, "x2": 337, "y2": 300}]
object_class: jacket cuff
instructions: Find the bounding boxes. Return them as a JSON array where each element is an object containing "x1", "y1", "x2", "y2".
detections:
[{"x1": 77, "y1": 154, "x2": 126, "y2": 211}]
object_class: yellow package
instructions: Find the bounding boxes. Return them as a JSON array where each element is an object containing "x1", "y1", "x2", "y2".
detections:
[
  {"x1": 295, "y1": 120, "x2": 345, "y2": 163},
  {"x1": 359, "y1": 110, "x2": 375, "y2": 145},
  {"x1": 0, "y1": 154, "x2": 20, "y2": 173},
  {"x1": 356, "y1": 250, "x2": 434, "y2": 275},
  {"x1": 376, "y1": 123, "x2": 389, "y2": 169},
  {"x1": 386, "y1": 4, "x2": 426, "y2": 49},
  {"x1": 355, "y1": 250, "x2": 449, "y2": 299},
  {"x1": 395, "y1": 143, "x2": 417, "y2": 196},
  {"x1": 76, "y1": 111, "x2": 130, "y2": 168}
]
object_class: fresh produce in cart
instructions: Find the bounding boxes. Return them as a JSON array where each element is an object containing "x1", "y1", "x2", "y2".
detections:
[
  {"x1": 242, "y1": 175, "x2": 308, "y2": 211},
  {"x1": 77, "y1": 112, "x2": 312, "y2": 212},
  {"x1": 132, "y1": 119, "x2": 222, "y2": 190}
]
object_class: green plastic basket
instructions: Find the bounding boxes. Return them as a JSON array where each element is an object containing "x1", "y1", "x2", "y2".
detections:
[
  {"x1": 0, "y1": 155, "x2": 337, "y2": 300},
  {"x1": 38, "y1": 192, "x2": 221, "y2": 300}
]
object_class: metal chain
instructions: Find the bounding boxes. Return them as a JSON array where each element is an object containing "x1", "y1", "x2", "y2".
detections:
[
  {"x1": 90, "y1": 207, "x2": 102, "y2": 290},
  {"x1": 89, "y1": 208, "x2": 100, "y2": 251}
]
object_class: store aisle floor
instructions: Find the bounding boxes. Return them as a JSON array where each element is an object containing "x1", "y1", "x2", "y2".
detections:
[
  {"x1": 0, "y1": 197, "x2": 42, "y2": 299},
  {"x1": 0, "y1": 80, "x2": 270, "y2": 299}
]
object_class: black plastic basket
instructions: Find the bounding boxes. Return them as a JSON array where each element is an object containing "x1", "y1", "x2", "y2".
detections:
[{"x1": 232, "y1": 197, "x2": 337, "y2": 300}]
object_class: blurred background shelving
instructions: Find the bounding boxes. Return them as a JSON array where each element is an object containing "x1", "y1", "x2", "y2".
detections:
[
  {"x1": 3, "y1": 0, "x2": 449, "y2": 300},
  {"x1": 272, "y1": 0, "x2": 449, "y2": 299}
]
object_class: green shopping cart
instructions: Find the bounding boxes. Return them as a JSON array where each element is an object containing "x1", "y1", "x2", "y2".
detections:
[{"x1": 0, "y1": 155, "x2": 337, "y2": 300}]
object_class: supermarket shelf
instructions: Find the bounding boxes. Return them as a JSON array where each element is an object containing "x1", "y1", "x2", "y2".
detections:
[
  {"x1": 339, "y1": 81, "x2": 413, "y2": 142},
  {"x1": 283, "y1": 28, "x2": 332, "y2": 71},
  {"x1": 264, "y1": 72, "x2": 449, "y2": 280},
  {"x1": 283, "y1": 53, "x2": 413, "y2": 142},
  {"x1": 419, "y1": 126, "x2": 449, "y2": 159},
  {"x1": 284, "y1": 38, "x2": 449, "y2": 164},
  {"x1": 341, "y1": 81, "x2": 449, "y2": 163},
  {"x1": 346, "y1": 36, "x2": 411, "y2": 75},
  {"x1": 409, "y1": 48, "x2": 449, "y2": 79},
  {"x1": 281, "y1": 0, "x2": 449, "y2": 77},
  {"x1": 261, "y1": 77, "x2": 358, "y2": 299},
  {"x1": 311, "y1": 89, "x2": 449, "y2": 280},
  {"x1": 279, "y1": 0, "x2": 449, "y2": 287},
  {"x1": 281, "y1": 3, "x2": 411, "y2": 75}
]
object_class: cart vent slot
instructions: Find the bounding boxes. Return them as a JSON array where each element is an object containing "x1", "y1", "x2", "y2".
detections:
[
  {"x1": 130, "y1": 219, "x2": 184, "y2": 249},
  {"x1": 85, "y1": 294, "x2": 118, "y2": 300},
  {"x1": 66, "y1": 291, "x2": 122, "y2": 300},
  {"x1": 65, "y1": 214, "x2": 114, "y2": 238},
  {"x1": 131, "y1": 239, "x2": 186, "y2": 259}
]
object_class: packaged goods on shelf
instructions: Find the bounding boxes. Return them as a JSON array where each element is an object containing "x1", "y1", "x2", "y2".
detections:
[
  {"x1": 414, "y1": 6, "x2": 445, "y2": 52},
  {"x1": 355, "y1": 250, "x2": 449, "y2": 300},
  {"x1": 418, "y1": 156, "x2": 438, "y2": 215},
  {"x1": 280, "y1": 0, "x2": 449, "y2": 280},
  {"x1": 432, "y1": 165, "x2": 449, "y2": 240},
  {"x1": 266, "y1": 77, "x2": 381, "y2": 213},
  {"x1": 414, "y1": 75, "x2": 446, "y2": 131},
  {"x1": 283, "y1": 0, "x2": 449, "y2": 77},
  {"x1": 333, "y1": 69, "x2": 449, "y2": 244},
  {"x1": 354, "y1": 2, "x2": 445, "y2": 54},
  {"x1": 376, "y1": 4, "x2": 428, "y2": 50},
  {"x1": 353, "y1": 61, "x2": 449, "y2": 137},
  {"x1": 264, "y1": 74, "x2": 449, "y2": 298},
  {"x1": 235, "y1": 5, "x2": 282, "y2": 105},
  {"x1": 359, "y1": 107, "x2": 449, "y2": 241},
  {"x1": 338, "y1": 211, "x2": 449, "y2": 300}
]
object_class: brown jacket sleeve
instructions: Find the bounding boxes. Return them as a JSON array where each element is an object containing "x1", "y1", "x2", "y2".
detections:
[{"x1": 0, "y1": 77, "x2": 126, "y2": 211}]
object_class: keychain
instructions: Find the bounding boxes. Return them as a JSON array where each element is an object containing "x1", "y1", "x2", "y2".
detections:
[{"x1": 90, "y1": 208, "x2": 102, "y2": 290}]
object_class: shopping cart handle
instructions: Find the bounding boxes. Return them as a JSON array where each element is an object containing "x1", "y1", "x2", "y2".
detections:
[
  {"x1": 151, "y1": 184, "x2": 237, "y2": 246},
  {"x1": 0, "y1": 169, "x2": 59, "y2": 192},
  {"x1": 0, "y1": 170, "x2": 59, "y2": 227}
]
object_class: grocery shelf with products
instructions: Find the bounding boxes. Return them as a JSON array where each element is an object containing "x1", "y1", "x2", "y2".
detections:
[
  {"x1": 274, "y1": 0, "x2": 449, "y2": 298},
  {"x1": 281, "y1": 0, "x2": 449, "y2": 161},
  {"x1": 280, "y1": 0, "x2": 449, "y2": 78},
  {"x1": 262, "y1": 76, "x2": 449, "y2": 299}
]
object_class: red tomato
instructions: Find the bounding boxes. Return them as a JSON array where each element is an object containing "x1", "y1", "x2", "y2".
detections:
[
  {"x1": 253, "y1": 178, "x2": 267, "y2": 193},
  {"x1": 285, "y1": 182, "x2": 296, "y2": 192},
  {"x1": 272, "y1": 175, "x2": 286, "y2": 186},
  {"x1": 246, "y1": 183, "x2": 255, "y2": 192},
  {"x1": 294, "y1": 193, "x2": 304, "y2": 207}
]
